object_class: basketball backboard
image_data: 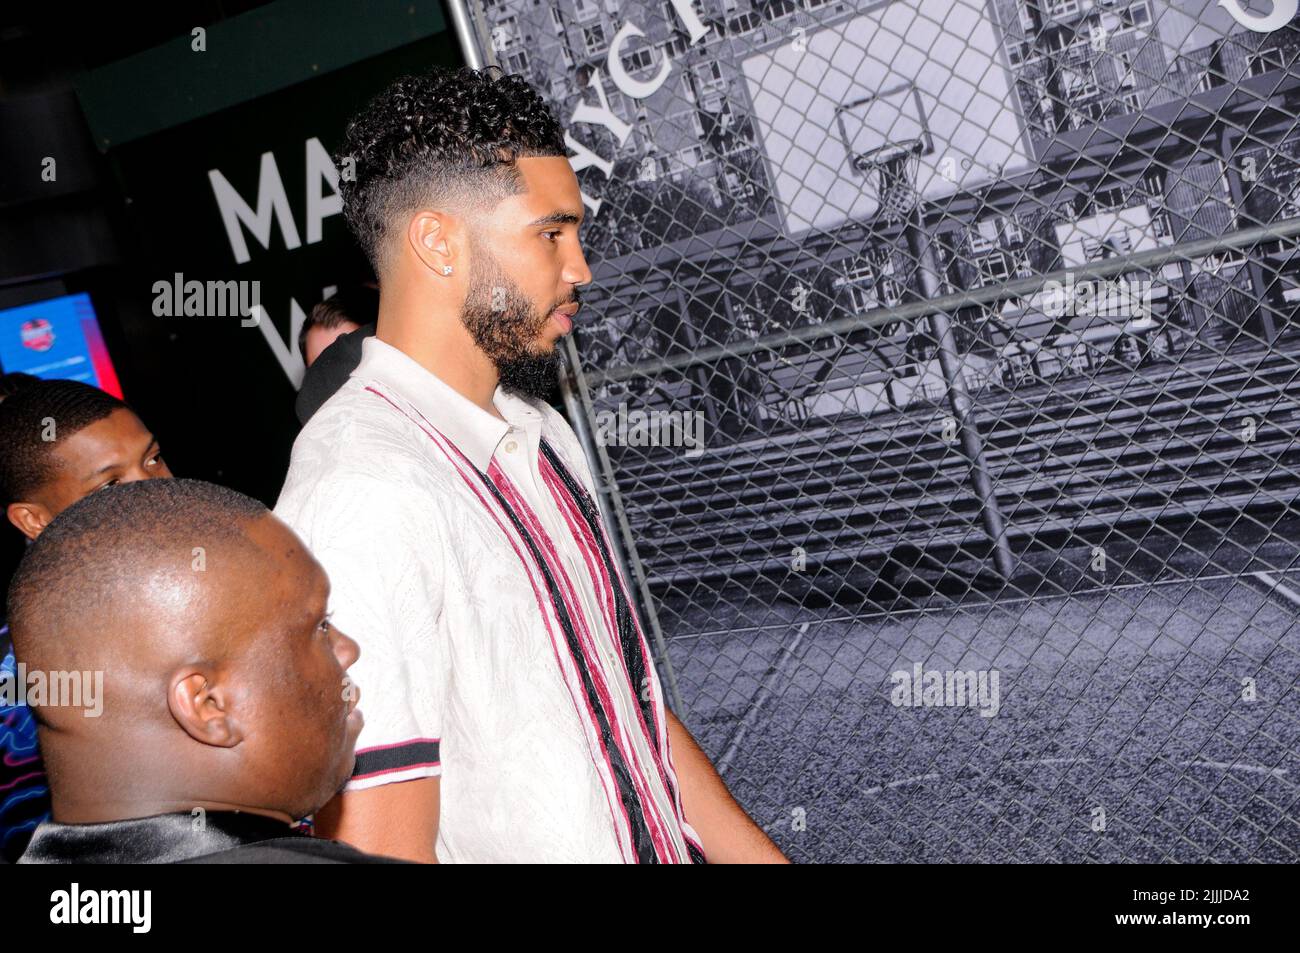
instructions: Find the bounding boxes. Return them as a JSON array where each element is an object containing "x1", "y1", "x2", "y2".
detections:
[
  {"x1": 838, "y1": 84, "x2": 934, "y2": 173},
  {"x1": 740, "y1": 0, "x2": 1034, "y2": 234}
]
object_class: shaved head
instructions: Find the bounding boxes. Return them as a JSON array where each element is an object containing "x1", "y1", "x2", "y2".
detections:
[
  {"x1": 7, "y1": 479, "x2": 363, "y2": 825},
  {"x1": 9, "y1": 479, "x2": 263, "y2": 672}
]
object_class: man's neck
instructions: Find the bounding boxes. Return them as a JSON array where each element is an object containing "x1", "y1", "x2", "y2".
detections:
[{"x1": 376, "y1": 288, "x2": 503, "y2": 418}]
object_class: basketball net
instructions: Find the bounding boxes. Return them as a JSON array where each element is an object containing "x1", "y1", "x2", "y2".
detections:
[{"x1": 874, "y1": 149, "x2": 920, "y2": 224}]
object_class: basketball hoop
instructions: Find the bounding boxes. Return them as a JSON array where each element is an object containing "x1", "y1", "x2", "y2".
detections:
[{"x1": 854, "y1": 138, "x2": 924, "y2": 224}]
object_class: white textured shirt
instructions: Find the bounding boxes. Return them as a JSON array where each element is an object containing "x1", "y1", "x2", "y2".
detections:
[{"x1": 274, "y1": 336, "x2": 705, "y2": 864}]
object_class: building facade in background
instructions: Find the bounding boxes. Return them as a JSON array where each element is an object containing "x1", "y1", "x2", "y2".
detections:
[{"x1": 478, "y1": 0, "x2": 1300, "y2": 427}]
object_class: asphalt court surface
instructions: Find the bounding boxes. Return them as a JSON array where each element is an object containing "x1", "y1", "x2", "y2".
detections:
[{"x1": 666, "y1": 573, "x2": 1300, "y2": 862}]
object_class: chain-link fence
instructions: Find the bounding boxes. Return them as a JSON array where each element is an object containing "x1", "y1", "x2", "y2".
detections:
[{"x1": 469, "y1": 0, "x2": 1300, "y2": 861}]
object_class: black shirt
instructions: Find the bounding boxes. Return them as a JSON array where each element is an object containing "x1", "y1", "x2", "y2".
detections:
[
  {"x1": 18, "y1": 810, "x2": 407, "y2": 864},
  {"x1": 295, "y1": 323, "x2": 376, "y2": 426}
]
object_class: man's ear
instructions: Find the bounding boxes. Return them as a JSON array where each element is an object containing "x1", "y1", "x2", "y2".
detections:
[
  {"x1": 7, "y1": 501, "x2": 52, "y2": 541},
  {"x1": 169, "y1": 671, "x2": 243, "y2": 748},
  {"x1": 407, "y1": 210, "x2": 461, "y2": 277}
]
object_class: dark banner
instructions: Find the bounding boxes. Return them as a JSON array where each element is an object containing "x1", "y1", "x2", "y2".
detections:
[{"x1": 95, "y1": 29, "x2": 460, "y2": 503}]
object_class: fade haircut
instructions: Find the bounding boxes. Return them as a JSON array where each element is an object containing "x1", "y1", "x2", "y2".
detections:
[
  {"x1": 338, "y1": 65, "x2": 568, "y2": 276},
  {"x1": 0, "y1": 379, "x2": 129, "y2": 504}
]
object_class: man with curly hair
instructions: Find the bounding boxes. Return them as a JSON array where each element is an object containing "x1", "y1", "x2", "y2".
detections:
[{"x1": 275, "y1": 66, "x2": 785, "y2": 863}]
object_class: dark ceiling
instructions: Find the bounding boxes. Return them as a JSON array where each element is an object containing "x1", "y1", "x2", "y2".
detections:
[{"x1": 0, "y1": 0, "x2": 276, "y2": 97}]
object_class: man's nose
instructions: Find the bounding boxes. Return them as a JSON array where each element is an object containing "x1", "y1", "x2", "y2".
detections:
[
  {"x1": 332, "y1": 626, "x2": 361, "y2": 670},
  {"x1": 564, "y1": 248, "x2": 593, "y2": 287}
]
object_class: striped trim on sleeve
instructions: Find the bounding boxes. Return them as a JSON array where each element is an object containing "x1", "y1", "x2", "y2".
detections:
[{"x1": 346, "y1": 738, "x2": 442, "y2": 789}]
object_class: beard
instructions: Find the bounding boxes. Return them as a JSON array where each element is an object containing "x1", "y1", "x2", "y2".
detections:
[{"x1": 460, "y1": 241, "x2": 574, "y2": 401}]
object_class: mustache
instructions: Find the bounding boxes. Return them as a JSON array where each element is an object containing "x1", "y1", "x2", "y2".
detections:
[{"x1": 552, "y1": 286, "x2": 583, "y2": 311}]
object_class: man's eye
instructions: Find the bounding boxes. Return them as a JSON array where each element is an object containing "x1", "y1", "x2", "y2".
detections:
[
  {"x1": 318, "y1": 616, "x2": 333, "y2": 635},
  {"x1": 543, "y1": 230, "x2": 560, "y2": 242},
  {"x1": 147, "y1": 453, "x2": 164, "y2": 467}
]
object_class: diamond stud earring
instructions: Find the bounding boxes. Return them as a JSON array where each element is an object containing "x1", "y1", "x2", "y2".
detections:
[{"x1": 442, "y1": 266, "x2": 453, "y2": 276}]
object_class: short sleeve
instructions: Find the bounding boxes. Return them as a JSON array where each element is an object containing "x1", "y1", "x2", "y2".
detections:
[{"x1": 275, "y1": 472, "x2": 445, "y2": 792}]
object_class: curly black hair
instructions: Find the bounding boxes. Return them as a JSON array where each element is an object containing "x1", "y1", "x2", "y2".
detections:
[{"x1": 338, "y1": 65, "x2": 568, "y2": 276}]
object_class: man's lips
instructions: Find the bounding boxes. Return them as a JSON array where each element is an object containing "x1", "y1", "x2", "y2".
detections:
[{"x1": 550, "y1": 303, "x2": 579, "y2": 334}]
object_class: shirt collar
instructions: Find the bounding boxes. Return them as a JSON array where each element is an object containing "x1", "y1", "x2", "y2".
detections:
[
  {"x1": 353, "y1": 336, "x2": 545, "y2": 472},
  {"x1": 19, "y1": 811, "x2": 298, "y2": 864}
]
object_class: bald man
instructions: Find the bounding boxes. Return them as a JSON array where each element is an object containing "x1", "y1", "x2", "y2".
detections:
[{"x1": 7, "y1": 478, "x2": 401, "y2": 863}]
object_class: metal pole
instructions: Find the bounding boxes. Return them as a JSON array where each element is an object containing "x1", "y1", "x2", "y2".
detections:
[
  {"x1": 672, "y1": 286, "x2": 725, "y2": 435},
  {"x1": 445, "y1": 0, "x2": 486, "y2": 69},
  {"x1": 1219, "y1": 124, "x2": 1280, "y2": 344},
  {"x1": 900, "y1": 199, "x2": 1016, "y2": 580}
]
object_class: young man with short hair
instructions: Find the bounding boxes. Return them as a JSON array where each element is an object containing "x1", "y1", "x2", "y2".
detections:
[
  {"x1": 276, "y1": 66, "x2": 786, "y2": 863},
  {"x1": 0, "y1": 378, "x2": 172, "y2": 540}
]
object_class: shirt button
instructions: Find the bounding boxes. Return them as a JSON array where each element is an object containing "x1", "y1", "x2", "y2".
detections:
[{"x1": 504, "y1": 439, "x2": 518, "y2": 453}]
